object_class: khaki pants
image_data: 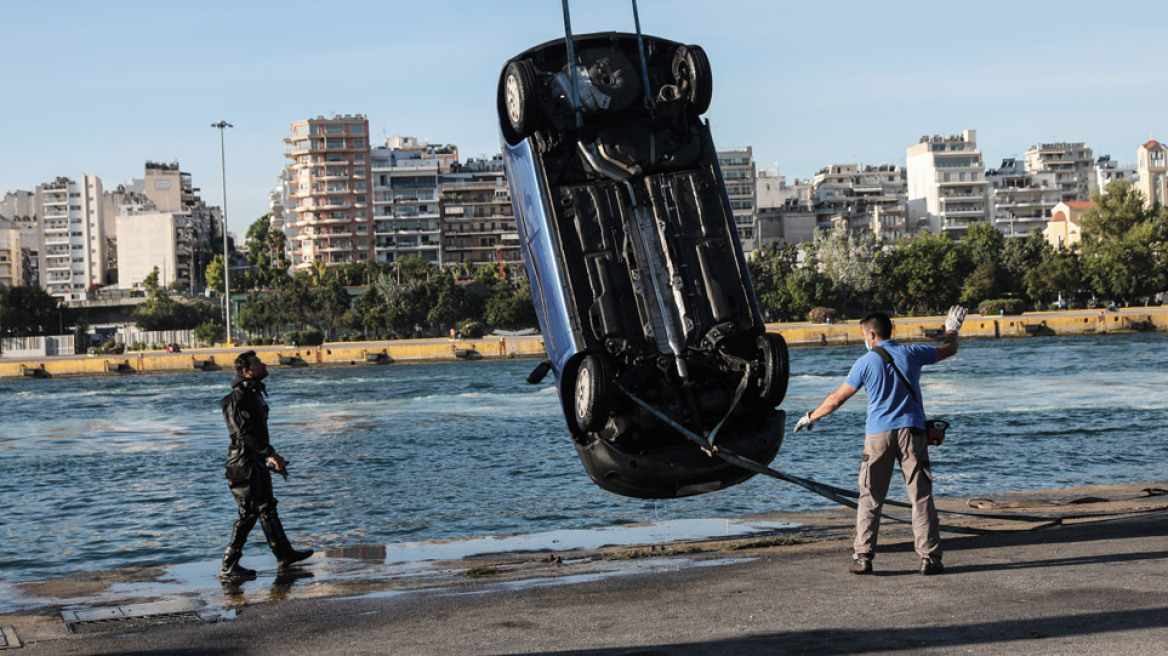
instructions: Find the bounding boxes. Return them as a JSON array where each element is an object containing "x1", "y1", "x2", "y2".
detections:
[{"x1": 854, "y1": 427, "x2": 941, "y2": 561}]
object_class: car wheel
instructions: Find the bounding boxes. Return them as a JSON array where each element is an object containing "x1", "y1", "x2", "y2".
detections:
[
  {"x1": 574, "y1": 354, "x2": 613, "y2": 433},
  {"x1": 758, "y1": 332, "x2": 789, "y2": 408},
  {"x1": 499, "y1": 60, "x2": 539, "y2": 145},
  {"x1": 672, "y1": 45, "x2": 712, "y2": 115}
]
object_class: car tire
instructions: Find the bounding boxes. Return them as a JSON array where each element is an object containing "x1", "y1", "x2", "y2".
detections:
[
  {"x1": 758, "y1": 332, "x2": 789, "y2": 408},
  {"x1": 672, "y1": 45, "x2": 712, "y2": 115},
  {"x1": 574, "y1": 354, "x2": 613, "y2": 433},
  {"x1": 499, "y1": 60, "x2": 539, "y2": 145}
]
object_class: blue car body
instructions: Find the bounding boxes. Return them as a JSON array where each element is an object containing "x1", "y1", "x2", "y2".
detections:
[{"x1": 499, "y1": 32, "x2": 788, "y2": 498}]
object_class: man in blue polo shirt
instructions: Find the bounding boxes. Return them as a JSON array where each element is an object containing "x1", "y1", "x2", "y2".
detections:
[{"x1": 794, "y1": 306, "x2": 964, "y2": 575}]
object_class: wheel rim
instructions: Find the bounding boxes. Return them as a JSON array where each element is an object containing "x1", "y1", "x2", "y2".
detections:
[
  {"x1": 505, "y1": 73, "x2": 523, "y2": 126},
  {"x1": 575, "y1": 365, "x2": 592, "y2": 418}
]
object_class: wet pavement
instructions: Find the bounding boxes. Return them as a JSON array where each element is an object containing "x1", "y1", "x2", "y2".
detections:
[{"x1": 3, "y1": 481, "x2": 1167, "y2": 655}]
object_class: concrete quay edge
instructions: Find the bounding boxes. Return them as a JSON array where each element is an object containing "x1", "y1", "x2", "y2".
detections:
[{"x1": 1, "y1": 307, "x2": 1165, "y2": 380}]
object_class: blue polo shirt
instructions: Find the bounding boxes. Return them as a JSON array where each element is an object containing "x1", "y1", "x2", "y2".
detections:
[{"x1": 843, "y1": 339, "x2": 938, "y2": 434}]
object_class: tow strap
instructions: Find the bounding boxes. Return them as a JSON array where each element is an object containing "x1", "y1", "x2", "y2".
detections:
[{"x1": 618, "y1": 383, "x2": 1168, "y2": 535}]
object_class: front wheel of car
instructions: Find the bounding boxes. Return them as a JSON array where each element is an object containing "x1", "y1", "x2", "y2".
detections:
[
  {"x1": 500, "y1": 60, "x2": 539, "y2": 145},
  {"x1": 672, "y1": 45, "x2": 712, "y2": 115},
  {"x1": 574, "y1": 354, "x2": 613, "y2": 433},
  {"x1": 758, "y1": 332, "x2": 789, "y2": 408}
]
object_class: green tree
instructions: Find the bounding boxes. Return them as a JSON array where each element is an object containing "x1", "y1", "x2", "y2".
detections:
[
  {"x1": 784, "y1": 266, "x2": 835, "y2": 320},
  {"x1": 1023, "y1": 246, "x2": 1083, "y2": 306},
  {"x1": 396, "y1": 255, "x2": 435, "y2": 283},
  {"x1": 815, "y1": 225, "x2": 880, "y2": 315},
  {"x1": 1079, "y1": 181, "x2": 1168, "y2": 304},
  {"x1": 962, "y1": 221, "x2": 1005, "y2": 268},
  {"x1": 132, "y1": 296, "x2": 219, "y2": 331},
  {"x1": 483, "y1": 278, "x2": 536, "y2": 329},
  {"x1": 0, "y1": 285, "x2": 62, "y2": 337},
  {"x1": 142, "y1": 266, "x2": 162, "y2": 297},
  {"x1": 205, "y1": 254, "x2": 225, "y2": 295},
  {"x1": 193, "y1": 321, "x2": 225, "y2": 346},
  {"x1": 748, "y1": 241, "x2": 799, "y2": 321},
  {"x1": 880, "y1": 230, "x2": 968, "y2": 315},
  {"x1": 999, "y1": 229, "x2": 1048, "y2": 299},
  {"x1": 959, "y1": 260, "x2": 1002, "y2": 306}
]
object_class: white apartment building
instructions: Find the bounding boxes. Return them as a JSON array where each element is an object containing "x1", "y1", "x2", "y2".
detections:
[
  {"x1": 1135, "y1": 139, "x2": 1167, "y2": 209},
  {"x1": 813, "y1": 164, "x2": 909, "y2": 242},
  {"x1": 282, "y1": 115, "x2": 373, "y2": 269},
  {"x1": 1094, "y1": 155, "x2": 1137, "y2": 193},
  {"x1": 34, "y1": 175, "x2": 108, "y2": 299},
  {"x1": 986, "y1": 158, "x2": 1062, "y2": 238},
  {"x1": 370, "y1": 137, "x2": 452, "y2": 265},
  {"x1": 1024, "y1": 142, "x2": 1096, "y2": 202},
  {"x1": 718, "y1": 147, "x2": 757, "y2": 252},
  {"x1": 906, "y1": 130, "x2": 989, "y2": 238},
  {"x1": 114, "y1": 203, "x2": 197, "y2": 290}
]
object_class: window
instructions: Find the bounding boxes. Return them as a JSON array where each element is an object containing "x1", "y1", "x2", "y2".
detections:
[{"x1": 351, "y1": 124, "x2": 365, "y2": 134}]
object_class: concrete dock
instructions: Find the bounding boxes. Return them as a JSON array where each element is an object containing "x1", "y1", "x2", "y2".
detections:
[{"x1": 3, "y1": 481, "x2": 1166, "y2": 655}]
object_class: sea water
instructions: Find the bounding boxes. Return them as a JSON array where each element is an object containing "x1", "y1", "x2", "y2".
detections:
[{"x1": 1, "y1": 332, "x2": 1165, "y2": 583}]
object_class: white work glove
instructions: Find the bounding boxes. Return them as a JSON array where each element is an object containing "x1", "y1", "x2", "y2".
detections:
[
  {"x1": 793, "y1": 411, "x2": 816, "y2": 434},
  {"x1": 945, "y1": 305, "x2": 967, "y2": 333}
]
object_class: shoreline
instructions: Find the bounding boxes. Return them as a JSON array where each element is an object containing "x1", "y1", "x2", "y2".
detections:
[
  {"x1": 2, "y1": 480, "x2": 1166, "y2": 653},
  {"x1": 2, "y1": 307, "x2": 1164, "y2": 381}
]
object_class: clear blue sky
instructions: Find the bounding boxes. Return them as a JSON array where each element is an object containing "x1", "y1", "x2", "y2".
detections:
[{"x1": 3, "y1": 0, "x2": 1166, "y2": 237}]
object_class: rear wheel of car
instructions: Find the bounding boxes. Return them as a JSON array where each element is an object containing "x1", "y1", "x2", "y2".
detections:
[
  {"x1": 672, "y1": 45, "x2": 712, "y2": 115},
  {"x1": 758, "y1": 332, "x2": 789, "y2": 408},
  {"x1": 500, "y1": 60, "x2": 539, "y2": 145},
  {"x1": 574, "y1": 354, "x2": 613, "y2": 433}
]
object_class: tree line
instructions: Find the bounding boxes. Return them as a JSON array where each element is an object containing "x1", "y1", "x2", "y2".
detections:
[{"x1": 748, "y1": 180, "x2": 1168, "y2": 321}]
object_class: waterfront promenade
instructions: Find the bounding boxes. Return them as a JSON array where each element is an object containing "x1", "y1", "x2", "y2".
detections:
[
  {"x1": 2, "y1": 306, "x2": 1164, "y2": 380},
  {"x1": 3, "y1": 481, "x2": 1166, "y2": 655}
]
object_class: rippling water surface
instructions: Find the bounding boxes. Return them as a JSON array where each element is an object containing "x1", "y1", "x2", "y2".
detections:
[{"x1": 1, "y1": 333, "x2": 1166, "y2": 582}]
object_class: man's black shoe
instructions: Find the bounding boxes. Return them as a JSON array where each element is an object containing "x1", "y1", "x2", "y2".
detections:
[
  {"x1": 920, "y1": 558, "x2": 944, "y2": 575},
  {"x1": 278, "y1": 548, "x2": 314, "y2": 569},
  {"x1": 850, "y1": 556, "x2": 873, "y2": 575}
]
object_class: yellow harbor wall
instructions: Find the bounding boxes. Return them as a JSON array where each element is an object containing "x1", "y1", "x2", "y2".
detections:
[{"x1": 2, "y1": 309, "x2": 1164, "y2": 380}]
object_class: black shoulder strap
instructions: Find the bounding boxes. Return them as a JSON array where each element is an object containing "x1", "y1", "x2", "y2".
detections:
[{"x1": 871, "y1": 345, "x2": 921, "y2": 406}]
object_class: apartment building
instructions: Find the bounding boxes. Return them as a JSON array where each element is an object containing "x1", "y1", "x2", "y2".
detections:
[
  {"x1": 34, "y1": 175, "x2": 108, "y2": 299},
  {"x1": 114, "y1": 203, "x2": 198, "y2": 290},
  {"x1": 440, "y1": 156, "x2": 520, "y2": 271},
  {"x1": 906, "y1": 130, "x2": 989, "y2": 238},
  {"x1": 370, "y1": 137, "x2": 451, "y2": 265},
  {"x1": 1135, "y1": 140, "x2": 1167, "y2": 209},
  {"x1": 812, "y1": 164, "x2": 908, "y2": 242},
  {"x1": 755, "y1": 169, "x2": 815, "y2": 248},
  {"x1": 282, "y1": 115, "x2": 373, "y2": 269},
  {"x1": 108, "y1": 161, "x2": 218, "y2": 290},
  {"x1": 986, "y1": 158, "x2": 1061, "y2": 238},
  {"x1": 0, "y1": 190, "x2": 38, "y2": 285},
  {"x1": 0, "y1": 216, "x2": 22, "y2": 286},
  {"x1": 717, "y1": 147, "x2": 757, "y2": 252},
  {"x1": 1094, "y1": 155, "x2": 1137, "y2": 193},
  {"x1": 1024, "y1": 142, "x2": 1096, "y2": 202}
]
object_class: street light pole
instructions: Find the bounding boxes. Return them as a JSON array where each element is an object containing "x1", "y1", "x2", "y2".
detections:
[{"x1": 211, "y1": 120, "x2": 234, "y2": 346}]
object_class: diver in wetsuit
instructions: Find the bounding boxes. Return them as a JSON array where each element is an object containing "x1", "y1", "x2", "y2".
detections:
[{"x1": 219, "y1": 350, "x2": 313, "y2": 578}]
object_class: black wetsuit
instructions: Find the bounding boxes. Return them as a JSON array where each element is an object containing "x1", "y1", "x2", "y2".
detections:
[{"x1": 220, "y1": 374, "x2": 304, "y2": 570}]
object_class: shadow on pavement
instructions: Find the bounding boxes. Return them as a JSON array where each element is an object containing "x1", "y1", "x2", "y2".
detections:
[{"x1": 531, "y1": 606, "x2": 1168, "y2": 655}]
